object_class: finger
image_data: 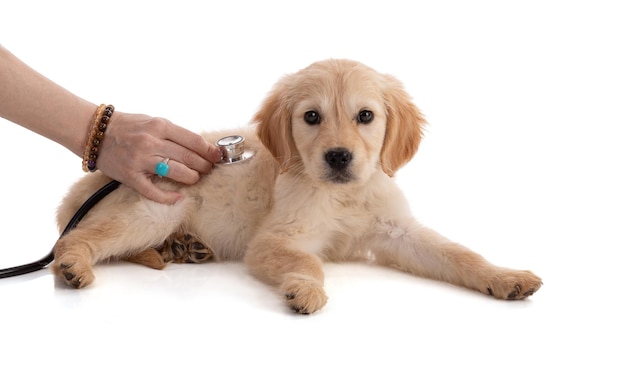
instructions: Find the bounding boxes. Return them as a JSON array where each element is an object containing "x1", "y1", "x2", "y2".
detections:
[
  {"x1": 159, "y1": 158, "x2": 202, "y2": 185},
  {"x1": 161, "y1": 140, "x2": 214, "y2": 175},
  {"x1": 133, "y1": 175, "x2": 183, "y2": 205},
  {"x1": 164, "y1": 123, "x2": 222, "y2": 163},
  {"x1": 206, "y1": 143, "x2": 223, "y2": 162}
]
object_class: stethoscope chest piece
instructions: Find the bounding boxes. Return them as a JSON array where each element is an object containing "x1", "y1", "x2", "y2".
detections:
[{"x1": 216, "y1": 135, "x2": 254, "y2": 164}]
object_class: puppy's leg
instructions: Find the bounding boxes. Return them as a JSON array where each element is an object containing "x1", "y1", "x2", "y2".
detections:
[
  {"x1": 53, "y1": 221, "x2": 127, "y2": 288},
  {"x1": 125, "y1": 231, "x2": 214, "y2": 269},
  {"x1": 372, "y1": 218, "x2": 542, "y2": 299},
  {"x1": 126, "y1": 248, "x2": 168, "y2": 270},
  {"x1": 245, "y1": 236, "x2": 328, "y2": 314},
  {"x1": 53, "y1": 202, "x2": 185, "y2": 288}
]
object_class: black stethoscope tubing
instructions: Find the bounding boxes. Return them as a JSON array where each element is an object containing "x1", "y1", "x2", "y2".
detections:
[{"x1": 0, "y1": 180, "x2": 121, "y2": 278}]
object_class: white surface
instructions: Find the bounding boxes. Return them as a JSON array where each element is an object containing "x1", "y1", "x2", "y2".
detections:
[{"x1": 1, "y1": 1, "x2": 624, "y2": 381}]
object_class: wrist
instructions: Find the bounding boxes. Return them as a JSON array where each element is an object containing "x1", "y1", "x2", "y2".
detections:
[{"x1": 67, "y1": 101, "x2": 100, "y2": 157}]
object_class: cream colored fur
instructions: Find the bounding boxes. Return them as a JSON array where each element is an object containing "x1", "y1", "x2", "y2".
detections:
[{"x1": 53, "y1": 59, "x2": 542, "y2": 314}]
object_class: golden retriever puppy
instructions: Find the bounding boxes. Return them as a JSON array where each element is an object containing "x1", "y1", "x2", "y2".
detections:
[{"x1": 53, "y1": 59, "x2": 542, "y2": 314}]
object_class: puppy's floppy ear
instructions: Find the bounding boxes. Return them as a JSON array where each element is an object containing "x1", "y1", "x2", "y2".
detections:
[
  {"x1": 380, "y1": 74, "x2": 427, "y2": 176},
  {"x1": 254, "y1": 78, "x2": 297, "y2": 172}
]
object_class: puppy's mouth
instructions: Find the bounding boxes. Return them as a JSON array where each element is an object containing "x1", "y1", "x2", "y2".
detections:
[
  {"x1": 323, "y1": 148, "x2": 354, "y2": 184},
  {"x1": 324, "y1": 170, "x2": 354, "y2": 184}
]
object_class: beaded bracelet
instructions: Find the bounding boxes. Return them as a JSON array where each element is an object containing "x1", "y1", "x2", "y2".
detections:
[{"x1": 82, "y1": 104, "x2": 115, "y2": 172}]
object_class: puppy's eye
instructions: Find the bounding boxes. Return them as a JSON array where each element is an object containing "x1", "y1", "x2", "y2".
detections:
[
  {"x1": 357, "y1": 110, "x2": 374, "y2": 124},
  {"x1": 304, "y1": 111, "x2": 321, "y2": 125}
]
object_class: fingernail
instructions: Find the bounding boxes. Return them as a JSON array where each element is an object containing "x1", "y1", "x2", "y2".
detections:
[
  {"x1": 210, "y1": 146, "x2": 222, "y2": 162},
  {"x1": 168, "y1": 193, "x2": 184, "y2": 205}
]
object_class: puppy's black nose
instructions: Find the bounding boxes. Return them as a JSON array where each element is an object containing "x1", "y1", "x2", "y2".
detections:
[{"x1": 325, "y1": 148, "x2": 352, "y2": 170}]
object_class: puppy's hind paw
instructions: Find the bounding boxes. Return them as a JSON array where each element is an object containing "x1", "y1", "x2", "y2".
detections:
[
  {"x1": 281, "y1": 273, "x2": 328, "y2": 314},
  {"x1": 160, "y1": 232, "x2": 214, "y2": 264}
]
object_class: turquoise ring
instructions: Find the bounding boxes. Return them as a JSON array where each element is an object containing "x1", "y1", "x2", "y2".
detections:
[{"x1": 155, "y1": 158, "x2": 170, "y2": 177}]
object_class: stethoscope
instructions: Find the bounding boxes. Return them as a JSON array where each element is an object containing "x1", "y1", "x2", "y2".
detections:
[{"x1": 0, "y1": 135, "x2": 251, "y2": 279}]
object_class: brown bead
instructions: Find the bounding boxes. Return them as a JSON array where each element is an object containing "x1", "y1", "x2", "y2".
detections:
[{"x1": 81, "y1": 104, "x2": 114, "y2": 173}]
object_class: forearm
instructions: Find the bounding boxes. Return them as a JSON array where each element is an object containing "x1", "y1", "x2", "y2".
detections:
[
  {"x1": 0, "y1": 45, "x2": 222, "y2": 204},
  {"x1": 0, "y1": 45, "x2": 95, "y2": 157}
]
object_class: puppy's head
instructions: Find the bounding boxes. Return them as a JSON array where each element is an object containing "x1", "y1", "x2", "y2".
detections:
[{"x1": 255, "y1": 59, "x2": 425, "y2": 184}]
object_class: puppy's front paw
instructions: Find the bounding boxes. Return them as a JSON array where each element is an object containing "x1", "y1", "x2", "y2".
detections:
[
  {"x1": 486, "y1": 269, "x2": 542, "y2": 300},
  {"x1": 52, "y1": 254, "x2": 95, "y2": 289},
  {"x1": 281, "y1": 273, "x2": 328, "y2": 314}
]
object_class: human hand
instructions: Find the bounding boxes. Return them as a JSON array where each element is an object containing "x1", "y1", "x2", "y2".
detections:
[{"x1": 96, "y1": 112, "x2": 222, "y2": 204}]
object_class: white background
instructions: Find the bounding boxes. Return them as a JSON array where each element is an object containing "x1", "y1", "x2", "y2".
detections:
[{"x1": 1, "y1": 1, "x2": 624, "y2": 381}]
